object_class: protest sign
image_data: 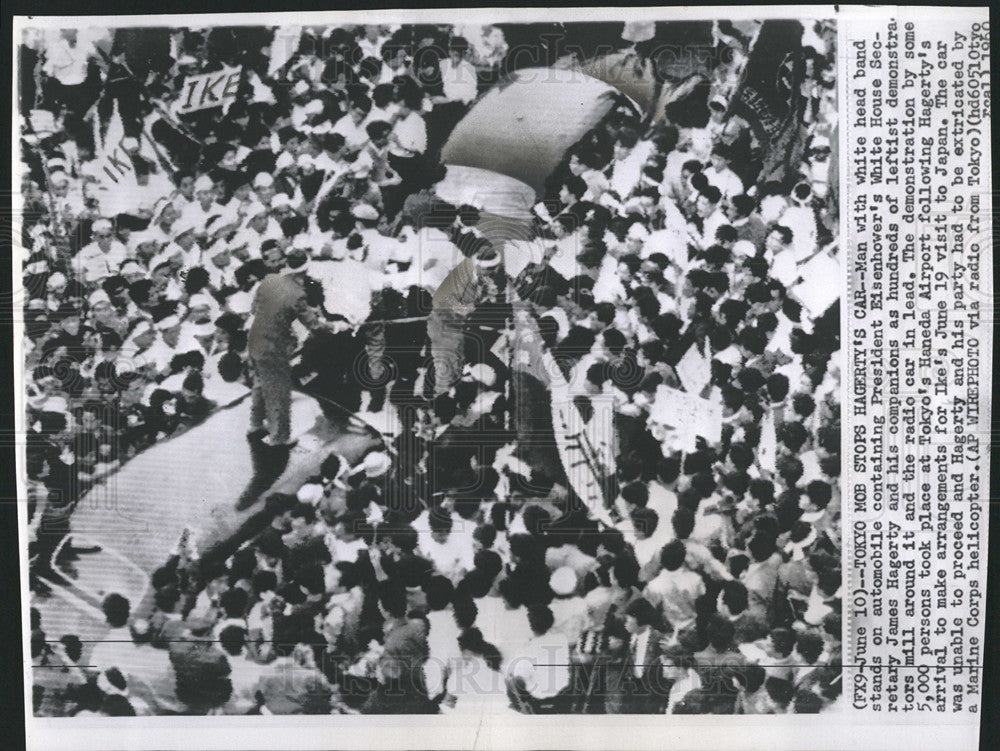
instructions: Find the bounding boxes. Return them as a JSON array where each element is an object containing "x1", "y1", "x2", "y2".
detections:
[
  {"x1": 176, "y1": 66, "x2": 242, "y2": 114},
  {"x1": 650, "y1": 385, "x2": 723, "y2": 451}
]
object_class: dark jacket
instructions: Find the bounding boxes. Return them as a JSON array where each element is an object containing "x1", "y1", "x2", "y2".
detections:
[{"x1": 248, "y1": 272, "x2": 321, "y2": 362}]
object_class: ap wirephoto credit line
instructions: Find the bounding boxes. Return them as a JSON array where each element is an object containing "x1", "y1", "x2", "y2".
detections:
[{"x1": 9, "y1": 5, "x2": 992, "y2": 751}]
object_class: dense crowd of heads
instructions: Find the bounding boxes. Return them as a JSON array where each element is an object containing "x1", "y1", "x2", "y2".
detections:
[{"x1": 24, "y1": 19, "x2": 841, "y2": 716}]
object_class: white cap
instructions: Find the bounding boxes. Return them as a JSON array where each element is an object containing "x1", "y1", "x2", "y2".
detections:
[
  {"x1": 253, "y1": 172, "x2": 274, "y2": 188},
  {"x1": 88, "y1": 289, "x2": 111, "y2": 307},
  {"x1": 351, "y1": 203, "x2": 379, "y2": 221},
  {"x1": 292, "y1": 233, "x2": 312, "y2": 251},
  {"x1": 46, "y1": 271, "x2": 67, "y2": 289},
  {"x1": 119, "y1": 260, "x2": 144, "y2": 275},
  {"x1": 226, "y1": 290, "x2": 253, "y2": 315},
  {"x1": 243, "y1": 202, "x2": 268, "y2": 221},
  {"x1": 296, "y1": 154, "x2": 315, "y2": 169},
  {"x1": 627, "y1": 223, "x2": 650, "y2": 240},
  {"x1": 732, "y1": 240, "x2": 757, "y2": 258},
  {"x1": 292, "y1": 80, "x2": 310, "y2": 96},
  {"x1": 121, "y1": 137, "x2": 140, "y2": 151},
  {"x1": 362, "y1": 451, "x2": 390, "y2": 478},
  {"x1": 156, "y1": 314, "x2": 181, "y2": 330},
  {"x1": 48, "y1": 171, "x2": 70, "y2": 185},
  {"x1": 297, "y1": 482, "x2": 324, "y2": 505},
  {"x1": 550, "y1": 566, "x2": 577, "y2": 596},
  {"x1": 274, "y1": 152, "x2": 295, "y2": 172},
  {"x1": 270, "y1": 192, "x2": 292, "y2": 209},
  {"x1": 194, "y1": 175, "x2": 215, "y2": 192},
  {"x1": 92, "y1": 218, "x2": 113, "y2": 233},
  {"x1": 303, "y1": 99, "x2": 324, "y2": 115}
]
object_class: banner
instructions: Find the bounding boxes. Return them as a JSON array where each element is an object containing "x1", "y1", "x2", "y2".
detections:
[
  {"x1": 729, "y1": 20, "x2": 805, "y2": 178},
  {"x1": 176, "y1": 65, "x2": 242, "y2": 114}
]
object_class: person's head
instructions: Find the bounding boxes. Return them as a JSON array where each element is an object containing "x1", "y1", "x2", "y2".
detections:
[
  {"x1": 102, "y1": 593, "x2": 130, "y2": 629},
  {"x1": 613, "y1": 127, "x2": 639, "y2": 161},
  {"x1": 660, "y1": 540, "x2": 687, "y2": 572},
  {"x1": 527, "y1": 604, "x2": 555, "y2": 636},
  {"x1": 681, "y1": 159, "x2": 702, "y2": 183},
  {"x1": 91, "y1": 219, "x2": 115, "y2": 251},
  {"x1": 559, "y1": 174, "x2": 587, "y2": 206},
  {"x1": 424, "y1": 575, "x2": 454, "y2": 612},
  {"x1": 448, "y1": 36, "x2": 469, "y2": 64},
  {"x1": 630, "y1": 507, "x2": 658, "y2": 541},
  {"x1": 705, "y1": 613, "x2": 735, "y2": 651},
  {"x1": 726, "y1": 194, "x2": 755, "y2": 223},
  {"x1": 497, "y1": 577, "x2": 525, "y2": 610},
  {"x1": 671, "y1": 506, "x2": 696, "y2": 540},
  {"x1": 765, "y1": 676, "x2": 794, "y2": 709},
  {"x1": 349, "y1": 94, "x2": 372, "y2": 123},
  {"x1": 219, "y1": 625, "x2": 246, "y2": 657},
  {"x1": 770, "y1": 627, "x2": 796, "y2": 657},
  {"x1": 719, "y1": 581, "x2": 749, "y2": 617},
  {"x1": 796, "y1": 631, "x2": 825, "y2": 664},
  {"x1": 765, "y1": 224, "x2": 793, "y2": 254},
  {"x1": 696, "y1": 185, "x2": 722, "y2": 218},
  {"x1": 709, "y1": 144, "x2": 732, "y2": 172},
  {"x1": 175, "y1": 170, "x2": 196, "y2": 200},
  {"x1": 153, "y1": 583, "x2": 180, "y2": 613},
  {"x1": 623, "y1": 597, "x2": 658, "y2": 634}
]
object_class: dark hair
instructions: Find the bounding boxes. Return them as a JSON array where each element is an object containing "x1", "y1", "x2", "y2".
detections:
[
  {"x1": 624, "y1": 597, "x2": 658, "y2": 628},
  {"x1": 630, "y1": 507, "x2": 659, "y2": 539},
  {"x1": 424, "y1": 575, "x2": 454, "y2": 611},
  {"x1": 473, "y1": 523, "x2": 497, "y2": 550},
  {"x1": 806, "y1": 480, "x2": 833, "y2": 509},
  {"x1": 527, "y1": 605, "x2": 555, "y2": 635},
  {"x1": 721, "y1": 581, "x2": 749, "y2": 615},
  {"x1": 498, "y1": 577, "x2": 526, "y2": 609},
  {"x1": 457, "y1": 627, "x2": 502, "y2": 671},
  {"x1": 672, "y1": 507, "x2": 696, "y2": 540},
  {"x1": 219, "y1": 625, "x2": 247, "y2": 656},
  {"x1": 660, "y1": 540, "x2": 686, "y2": 571},
  {"x1": 102, "y1": 593, "x2": 130, "y2": 628},
  {"x1": 154, "y1": 585, "x2": 180, "y2": 612},
  {"x1": 561, "y1": 174, "x2": 588, "y2": 201}
]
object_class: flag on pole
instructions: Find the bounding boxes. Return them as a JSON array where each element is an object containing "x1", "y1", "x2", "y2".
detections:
[{"x1": 728, "y1": 20, "x2": 806, "y2": 179}]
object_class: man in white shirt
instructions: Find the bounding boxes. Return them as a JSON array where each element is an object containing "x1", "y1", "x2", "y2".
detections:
[
  {"x1": 75, "y1": 218, "x2": 129, "y2": 284},
  {"x1": 692, "y1": 184, "x2": 727, "y2": 250},
  {"x1": 608, "y1": 128, "x2": 646, "y2": 199},
  {"x1": 702, "y1": 144, "x2": 746, "y2": 200},
  {"x1": 507, "y1": 605, "x2": 571, "y2": 712},
  {"x1": 180, "y1": 175, "x2": 233, "y2": 235},
  {"x1": 644, "y1": 540, "x2": 705, "y2": 634},
  {"x1": 90, "y1": 593, "x2": 139, "y2": 674},
  {"x1": 438, "y1": 38, "x2": 478, "y2": 105},
  {"x1": 332, "y1": 95, "x2": 373, "y2": 154},
  {"x1": 218, "y1": 626, "x2": 265, "y2": 714},
  {"x1": 422, "y1": 576, "x2": 462, "y2": 698},
  {"x1": 387, "y1": 89, "x2": 428, "y2": 213},
  {"x1": 419, "y1": 512, "x2": 475, "y2": 583}
]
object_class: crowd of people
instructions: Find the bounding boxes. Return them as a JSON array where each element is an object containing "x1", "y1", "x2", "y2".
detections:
[{"x1": 24, "y1": 19, "x2": 842, "y2": 716}]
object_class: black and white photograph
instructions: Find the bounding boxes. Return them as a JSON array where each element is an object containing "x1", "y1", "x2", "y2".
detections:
[{"x1": 16, "y1": 9, "x2": 856, "y2": 723}]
